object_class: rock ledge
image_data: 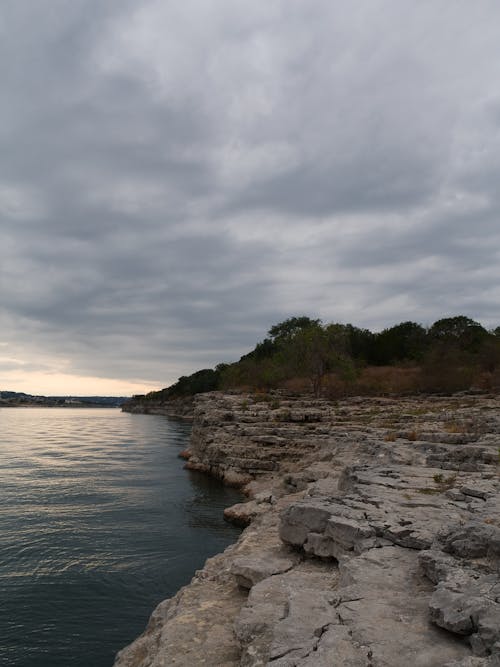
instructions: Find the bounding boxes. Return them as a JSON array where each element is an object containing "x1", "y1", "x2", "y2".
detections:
[{"x1": 115, "y1": 392, "x2": 500, "y2": 666}]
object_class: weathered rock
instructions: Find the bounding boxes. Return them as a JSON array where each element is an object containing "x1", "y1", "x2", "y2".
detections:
[
  {"x1": 230, "y1": 550, "x2": 299, "y2": 589},
  {"x1": 115, "y1": 391, "x2": 500, "y2": 666},
  {"x1": 280, "y1": 464, "x2": 478, "y2": 558},
  {"x1": 419, "y1": 521, "x2": 500, "y2": 658},
  {"x1": 234, "y1": 562, "x2": 339, "y2": 666},
  {"x1": 439, "y1": 522, "x2": 500, "y2": 560},
  {"x1": 234, "y1": 546, "x2": 468, "y2": 666},
  {"x1": 224, "y1": 500, "x2": 270, "y2": 527},
  {"x1": 122, "y1": 396, "x2": 195, "y2": 419}
]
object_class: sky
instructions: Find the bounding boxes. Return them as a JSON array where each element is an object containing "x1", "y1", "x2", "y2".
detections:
[{"x1": 2, "y1": 1, "x2": 500, "y2": 396}]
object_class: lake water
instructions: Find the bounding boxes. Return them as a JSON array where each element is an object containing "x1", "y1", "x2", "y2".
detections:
[{"x1": 0, "y1": 408, "x2": 242, "y2": 667}]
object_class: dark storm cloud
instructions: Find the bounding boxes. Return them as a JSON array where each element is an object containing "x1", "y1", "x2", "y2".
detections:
[{"x1": 2, "y1": 0, "x2": 500, "y2": 390}]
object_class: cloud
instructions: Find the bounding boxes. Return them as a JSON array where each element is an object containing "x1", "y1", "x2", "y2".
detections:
[{"x1": 2, "y1": 1, "x2": 500, "y2": 393}]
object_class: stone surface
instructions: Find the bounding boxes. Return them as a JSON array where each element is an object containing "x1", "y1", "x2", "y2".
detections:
[
  {"x1": 230, "y1": 550, "x2": 299, "y2": 589},
  {"x1": 224, "y1": 500, "x2": 270, "y2": 527},
  {"x1": 115, "y1": 391, "x2": 500, "y2": 666},
  {"x1": 418, "y1": 522, "x2": 500, "y2": 659},
  {"x1": 122, "y1": 395, "x2": 195, "y2": 419}
]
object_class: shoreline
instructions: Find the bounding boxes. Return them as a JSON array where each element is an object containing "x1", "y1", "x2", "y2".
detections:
[{"x1": 115, "y1": 391, "x2": 500, "y2": 666}]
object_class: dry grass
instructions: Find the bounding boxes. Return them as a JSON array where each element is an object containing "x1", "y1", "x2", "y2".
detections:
[
  {"x1": 442, "y1": 420, "x2": 466, "y2": 434},
  {"x1": 252, "y1": 392, "x2": 270, "y2": 403},
  {"x1": 280, "y1": 377, "x2": 311, "y2": 394},
  {"x1": 323, "y1": 366, "x2": 422, "y2": 398},
  {"x1": 357, "y1": 366, "x2": 421, "y2": 394}
]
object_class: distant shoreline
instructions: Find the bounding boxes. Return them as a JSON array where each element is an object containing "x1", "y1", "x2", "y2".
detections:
[
  {"x1": 0, "y1": 391, "x2": 127, "y2": 409},
  {"x1": 0, "y1": 403, "x2": 122, "y2": 408}
]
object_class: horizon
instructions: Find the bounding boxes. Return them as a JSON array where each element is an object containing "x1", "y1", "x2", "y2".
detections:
[
  {"x1": 0, "y1": 389, "x2": 130, "y2": 398},
  {"x1": 3, "y1": 311, "x2": 494, "y2": 397},
  {"x1": 2, "y1": 2, "x2": 500, "y2": 395},
  {"x1": 0, "y1": 373, "x2": 159, "y2": 397}
]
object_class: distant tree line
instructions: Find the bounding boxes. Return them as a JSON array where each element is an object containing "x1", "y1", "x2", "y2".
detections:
[{"x1": 133, "y1": 315, "x2": 500, "y2": 401}]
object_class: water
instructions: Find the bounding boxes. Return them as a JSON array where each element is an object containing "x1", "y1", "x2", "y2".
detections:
[{"x1": 0, "y1": 408, "x2": 242, "y2": 667}]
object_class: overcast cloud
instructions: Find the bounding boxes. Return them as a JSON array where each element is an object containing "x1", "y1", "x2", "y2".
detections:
[{"x1": 2, "y1": 1, "x2": 500, "y2": 394}]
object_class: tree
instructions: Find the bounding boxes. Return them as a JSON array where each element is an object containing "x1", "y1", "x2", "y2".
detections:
[
  {"x1": 428, "y1": 316, "x2": 489, "y2": 352},
  {"x1": 372, "y1": 321, "x2": 428, "y2": 364},
  {"x1": 268, "y1": 316, "x2": 322, "y2": 343},
  {"x1": 344, "y1": 324, "x2": 375, "y2": 363},
  {"x1": 164, "y1": 368, "x2": 220, "y2": 397},
  {"x1": 286, "y1": 324, "x2": 354, "y2": 396},
  {"x1": 239, "y1": 337, "x2": 277, "y2": 362}
]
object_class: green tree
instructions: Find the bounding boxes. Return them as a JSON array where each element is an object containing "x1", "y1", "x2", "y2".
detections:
[
  {"x1": 286, "y1": 324, "x2": 353, "y2": 396},
  {"x1": 428, "y1": 316, "x2": 488, "y2": 352},
  {"x1": 344, "y1": 324, "x2": 375, "y2": 363},
  {"x1": 268, "y1": 316, "x2": 322, "y2": 343},
  {"x1": 373, "y1": 321, "x2": 428, "y2": 364}
]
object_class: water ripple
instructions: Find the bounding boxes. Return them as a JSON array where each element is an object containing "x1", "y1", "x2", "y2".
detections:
[{"x1": 0, "y1": 408, "x2": 241, "y2": 667}]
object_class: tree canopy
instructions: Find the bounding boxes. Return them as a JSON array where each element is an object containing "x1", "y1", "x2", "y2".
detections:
[
  {"x1": 130, "y1": 314, "x2": 500, "y2": 401},
  {"x1": 268, "y1": 316, "x2": 322, "y2": 342}
]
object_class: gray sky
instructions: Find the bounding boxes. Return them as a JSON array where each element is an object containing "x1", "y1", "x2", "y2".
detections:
[{"x1": 2, "y1": 1, "x2": 500, "y2": 394}]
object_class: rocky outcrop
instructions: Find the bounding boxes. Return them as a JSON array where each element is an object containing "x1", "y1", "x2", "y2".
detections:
[
  {"x1": 185, "y1": 393, "x2": 333, "y2": 486},
  {"x1": 122, "y1": 396, "x2": 194, "y2": 419},
  {"x1": 115, "y1": 392, "x2": 500, "y2": 666}
]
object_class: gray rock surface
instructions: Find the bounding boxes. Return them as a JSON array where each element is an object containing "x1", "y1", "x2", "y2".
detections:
[{"x1": 115, "y1": 391, "x2": 500, "y2": 666}]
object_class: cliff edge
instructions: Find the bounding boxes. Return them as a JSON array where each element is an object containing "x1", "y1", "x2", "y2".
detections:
[{"x1": 115, "y1": 392, "x2": 500, "y2": 666}]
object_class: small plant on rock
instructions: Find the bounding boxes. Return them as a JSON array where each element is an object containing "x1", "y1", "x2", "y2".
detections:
[
  {"x1": 443, "y1": 420, "x2": 466, "y2": 434},
  {"x1": 432, "y1": 472, "x2": 457, "y2": 491}
]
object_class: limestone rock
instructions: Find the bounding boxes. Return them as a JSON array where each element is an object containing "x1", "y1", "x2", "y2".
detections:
[
  {"x1": 115, "y1": 391, "x2": 500, "y2": 666},
  {"x1": 224, "y1": 500, "x2": 271, "y2": 527},
  {"x1": 419, "y1": 521, "x2": 500, "y2": 657}
]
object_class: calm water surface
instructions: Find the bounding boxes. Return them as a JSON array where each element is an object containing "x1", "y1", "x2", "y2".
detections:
[{"x1": 0, "y1": 408, "x2": 242, "y2": 667}]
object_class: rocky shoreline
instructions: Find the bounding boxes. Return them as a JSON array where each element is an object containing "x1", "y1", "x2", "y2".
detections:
[
  {"x1": 115, "y1": 391, "x2": 500, "y2": 666},
  {"x1": 122, "y1": 396, "x2": 195, "y2": 420}
]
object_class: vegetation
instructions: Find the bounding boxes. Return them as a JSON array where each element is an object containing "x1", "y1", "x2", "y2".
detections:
[
  {"x1": 132, "y1": 314, "x2": 500, "y2": 403},
  {"x1": 132, "y1": 368, "x2": 220, "y2": 402}
]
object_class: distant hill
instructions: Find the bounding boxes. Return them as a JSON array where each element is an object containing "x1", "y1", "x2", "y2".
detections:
[{"x1": 0, "y1": 391, "x2": 128, "y2": 407}]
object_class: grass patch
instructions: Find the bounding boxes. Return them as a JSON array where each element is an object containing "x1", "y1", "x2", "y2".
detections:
[
  {"x1": 443, "y1": 420, "x2": 466, "y2": 434},
  {"x1": 418, "y1": 473, "x2": 457, "y2": 495},
  {"x1": 252, "y1": 392, "x2": 270, "y2": 403},
  {"x1": 432, "y1": 473, "x2": 457, "y2": 491}
]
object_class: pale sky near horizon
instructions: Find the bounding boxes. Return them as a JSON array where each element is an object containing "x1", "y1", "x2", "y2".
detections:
[{"x1": 2, "y1": 1, "x2": 500, "y2": 396}]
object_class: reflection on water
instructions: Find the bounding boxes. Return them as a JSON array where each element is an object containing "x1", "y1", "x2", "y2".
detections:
[{"x1": 0, "y1": 408, "x2": 241, "y2": 667}]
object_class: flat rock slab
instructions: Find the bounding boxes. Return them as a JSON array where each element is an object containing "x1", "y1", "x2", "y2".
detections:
[
  {"x1": 230, "y1": 550, "x2": 299, "y2": 589},
  {"x1": 234, "y1": 546, "x2": 470, "y2": 666},
  {"x1": 235, "y1": 560, "x2": 339, "y2": 666}
]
